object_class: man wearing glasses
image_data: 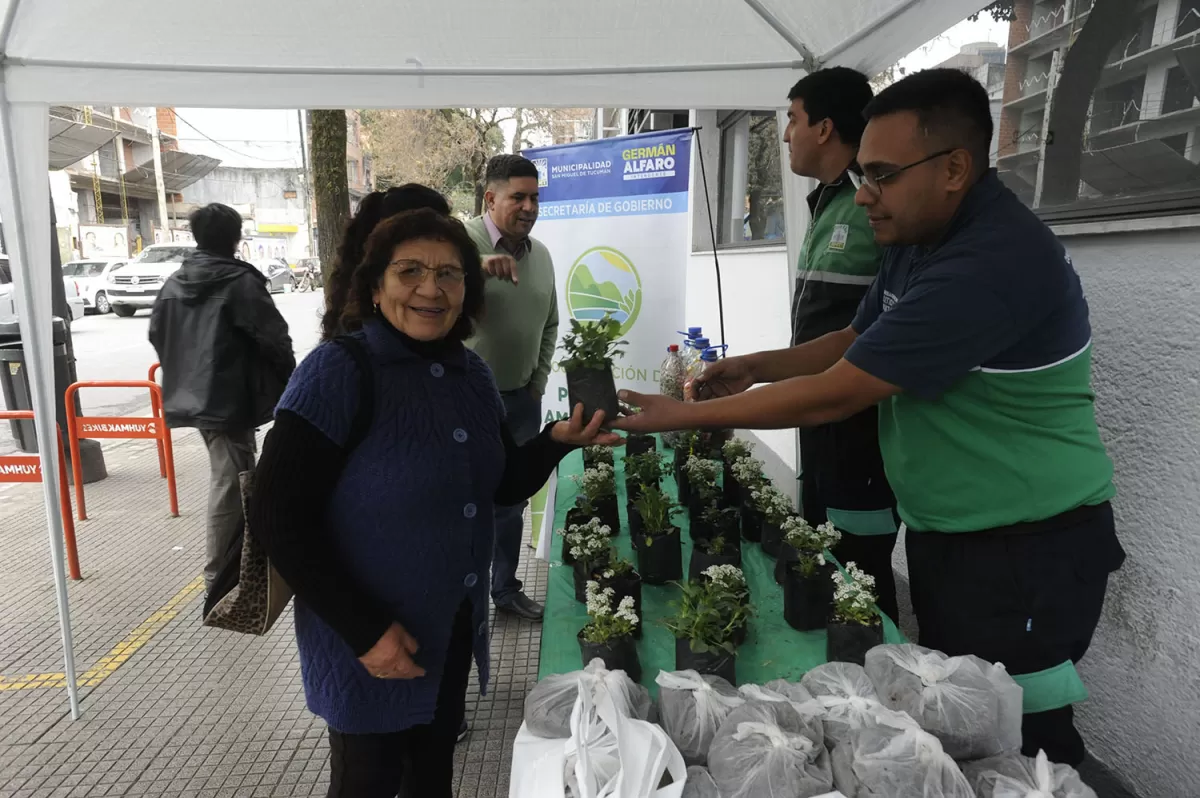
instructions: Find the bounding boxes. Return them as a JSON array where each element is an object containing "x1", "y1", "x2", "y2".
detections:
[{"x1": 614, "y1": 69, "x2": 1123, "y2": 766}]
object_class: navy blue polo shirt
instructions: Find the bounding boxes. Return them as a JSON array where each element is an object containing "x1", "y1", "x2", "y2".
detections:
[{"x1": 844, "y1": 170, "x2": 1115, "y2": 533}]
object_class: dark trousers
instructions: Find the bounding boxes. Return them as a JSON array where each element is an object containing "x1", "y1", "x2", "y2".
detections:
[
  {"x1": 906, "y1": 502, "x2": 1125, "y2": 766},
  {"x1": 199, "y1": 428, "x2": 256, "y2": 591},
  {"x1": 799, "y1": 409, "x2": 899, "y2": 622},
  {"x1": 326, "y1": 602, "x2": 475, "y2": 798},
  {"x1": 492, "y1": 387, "x2": 542, "y2": 604}
]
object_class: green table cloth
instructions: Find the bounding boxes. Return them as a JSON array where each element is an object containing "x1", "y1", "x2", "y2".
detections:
[{"x1": 538, "y1": 437, "x2": 904, "y2": 694}]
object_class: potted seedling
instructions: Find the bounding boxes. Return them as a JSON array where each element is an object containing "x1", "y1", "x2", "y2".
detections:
[
  {"x1": 597, "y1": 552, "x2": 643, "y2": 639},
  {"x1": 781, "y1": 518, "x2": 841, "y2": 632},
  {"x1": 753, "y1": 483, "x2": 794, "y2": 559},
  {"x1": 721, "y1": 439, "x2": 754, "y2": 504},
  {"x1": 672, "y1": 430, "x2": 700, "y2": 504},
  {"x1": 560, "y1": 314, "x2": 625, "y2": 424},
  {"x1": 633, "y1": 485, "x2": 683, "y2": 585},
  {"x1": 561, "y1": 518, "x2": 613, "y2": 601},
  {"x1": 731, "y1": 456, "x2": 767, "y2": 543},
  {"x1": 624, "y1": 450, "x2": 667, "y2": 507},
  {"x1": 700, "y1": 563, "x2": 751, "y2": 646},
  {"x1": 579, "y1": 580, "x2": 642, "y2": 681},
  {"x1": 689, "y1": 531, "x2": 741, "y2": 580},
  {"x1": 573, "y1": 462, "x2": 619, "y2": 534},
  {"x1": 694, "y1": 504, "x2": 740, "y2": 547},
  {"x1": 826, "y1": 562, "x2": 883, "y2": 666},
  {"x1": 664, "y1": 578, "x2": 744, "y2": 684},
  {"x1": 625, "y1": 432, "x2": 656, "y2": 458},
  {"x1": 582, "y1": 444, "x2": 614, "y2": 471},
  {"x1": 684, "y1": 455, "x2": 722, "y2": 529}
]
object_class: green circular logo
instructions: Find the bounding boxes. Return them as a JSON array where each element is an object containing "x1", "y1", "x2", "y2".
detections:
[{"x1": 565, "y1": 246, "x2": 642, "y2": 335}]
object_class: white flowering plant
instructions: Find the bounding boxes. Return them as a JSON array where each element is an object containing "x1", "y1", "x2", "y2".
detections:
[
  {"x1": 831, "y1": 562, "x2": 879, "y2": 626},
  {"x1": 582, "y1": 580, "x2": 640, "y2": 643},
  {"x1": 572, "y1": 462, "x2": 616, "y2": 510},
  {"x1": 722, "y1": 438, "x2": 754, "y2": 463},
  {"x1": 684, "y1": 455, "x2": 721, "y2": 501},
  {"x1": 664, "y1": 577, "x2": 752, "y2": 654},
  {"x1": 559, "y1": 517, "x2": 613, "y2": 568},
  {"x1": 783, "y1": 518, "x2": 841, "y2": 578},
  {"x1": 583, "y1": 445, "x2": 614, "y2": 466},
  {"x1": 751, "y1": 484, "x2": 794, "y2": 526},
  {"x1": 702, "y1": 564, "x2": 749, "y2": 606},
  {"x1": 731, "y1": 455, "x2": 767, "y2": 490}
]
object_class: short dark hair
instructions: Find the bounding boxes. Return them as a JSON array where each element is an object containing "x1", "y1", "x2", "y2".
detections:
[
  {"x1": 485, "y1": 154, "x2": 539, "y2": 187},
  {"x1": 864, "y1": 68, "x2": 994, "y2": 175},
  {"x1": 337, "y1": 209, "x2": 484, "y2": 343},
  {"x1": 787, "y1": 67, "x2": 874, "y2": 147},
  {"x1": 321, "y1": 184, "x2": 452, "y2": 340},
  {"x1": 189, "y1": 203, "x2": 242, "y2": 256}
]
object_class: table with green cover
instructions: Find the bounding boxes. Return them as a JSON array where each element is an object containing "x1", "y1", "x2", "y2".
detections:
[{"x1": 538, "y1": 437, "x2": 904, "y2": 694}]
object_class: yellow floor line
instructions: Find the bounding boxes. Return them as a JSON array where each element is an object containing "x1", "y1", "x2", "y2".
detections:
[{"x1": 0, "y1": 575, "x2": 205, "y2": 692}]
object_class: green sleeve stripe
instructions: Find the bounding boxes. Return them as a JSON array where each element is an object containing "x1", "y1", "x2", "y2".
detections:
[
  {"x1": 1012, "y1": 660, "x2": 1089, "y2": 714},
  {"x1": 827, "y1": 506, "x2": 898, "y2": 536}
]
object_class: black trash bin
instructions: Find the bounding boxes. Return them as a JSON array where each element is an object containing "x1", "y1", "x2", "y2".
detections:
[{"x1": 0, "y1": 317, "x2": 72, "y2": 453}]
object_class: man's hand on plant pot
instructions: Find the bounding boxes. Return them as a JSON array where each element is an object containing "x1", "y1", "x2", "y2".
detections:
[
  {"x1": 482, "y1": 254, "x2": 519, "y2": 284},
  {"x1": 552, "y1": 403, "x2": 624, "y2": 447},
  {"x1": 688, "y1": 354, "x2": 755, "y2": 401},
  {"x1": 612, "y1": 390, "x2": 702, "y2": 434}
]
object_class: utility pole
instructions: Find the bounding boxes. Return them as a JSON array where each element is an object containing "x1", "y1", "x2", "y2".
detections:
[
  {"x1": 298, "y1": 110, "x2": 315, "y2": 258},
  {"x1": 147, "y1": 108, "x2": 171, "y2": 240}
]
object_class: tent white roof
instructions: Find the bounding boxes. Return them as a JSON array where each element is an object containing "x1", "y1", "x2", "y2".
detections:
[
  {"x1": 0, "y1": 0, "x2": 988, "y2": 719},
  {"x1": 2, "y1": 0, "x2": 984, "y2": 108}
]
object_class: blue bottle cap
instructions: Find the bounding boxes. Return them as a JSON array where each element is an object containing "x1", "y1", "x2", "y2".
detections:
[
  {"x1": 700, "y1": 347, "x2": 719, "y2": 362},
  {"x1": 694, "y1": 337, "x2": 710, "y2": 349}
]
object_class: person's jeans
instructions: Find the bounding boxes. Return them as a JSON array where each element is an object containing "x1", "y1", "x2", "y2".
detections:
[
  {"x1": 492, "y1": 387, "x2": 542, "y2": 605},
  {"x1": 199, "y1": 428, "x2": 256, "y2": 591}
]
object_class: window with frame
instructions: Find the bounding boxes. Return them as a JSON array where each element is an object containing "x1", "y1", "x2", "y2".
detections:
[
  {"x1": 716, "y1": 110, "x2": 785, "y2": 247},
  {"x1": 994, "y1": 0, "x2": 1200, "y2": 221}
]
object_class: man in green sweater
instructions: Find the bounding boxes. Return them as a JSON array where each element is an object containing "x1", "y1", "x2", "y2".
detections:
[
  {"x1": 465, "y1": 154, "x2": 559, "y2": 622},
  {"x1": 785, "y1": 67, "x2": 900, "y2": 620}
]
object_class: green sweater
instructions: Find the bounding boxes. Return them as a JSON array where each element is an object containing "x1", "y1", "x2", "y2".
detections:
[{"x1": 464, "y1": 216, "x2": 559, "y2": 395}]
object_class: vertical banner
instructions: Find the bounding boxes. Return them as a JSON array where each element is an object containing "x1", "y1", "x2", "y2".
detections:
[{"x1": 524, "y1": 129, "x2": 693, "y2": 556}]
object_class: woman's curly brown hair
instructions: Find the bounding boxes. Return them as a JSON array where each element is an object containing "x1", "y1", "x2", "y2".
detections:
[{"x1": 336, "y1": 208, "x2": 485, "y2": 342}]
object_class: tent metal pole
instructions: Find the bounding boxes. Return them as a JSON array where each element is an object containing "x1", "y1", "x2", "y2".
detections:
[
  {"x1": 820, "y1": 0, "x2": 929, "y2": 63},
  {"x1": 0, "y1": 92, "x2": 81, "y2": 721},
  {"x1": 741, "y1": 0, "x2": 820, "y2": 71},
  {"x1": 4, "y1": 55, "x2": 804, "y2": 78}
]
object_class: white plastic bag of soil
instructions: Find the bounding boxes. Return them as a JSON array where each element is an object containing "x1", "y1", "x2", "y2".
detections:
[
  {"x1": 709, "y1": 700, "x2": 833, "y2": 798},
  {"x1": 801, "y1": 661, "x2": 917, "y2": 749},
  {"x1": 830, "y1": 719, "x2": 974, "y2": 798},
  {"x1": 525, "y1": 658, "x2": 652, "y2": 739},
  {"x1": 656, "y1": 670, "x2": 745, "y2": 765},
  {"x1": 962, "y1": 750, "x2": 1098, "y2": 798},
  {"x1": 681, "y1": 766, "x2": 721, "y2": 798},
  {"x1": 864, "y1": 644, "x2": 1022, "y2": 760}
]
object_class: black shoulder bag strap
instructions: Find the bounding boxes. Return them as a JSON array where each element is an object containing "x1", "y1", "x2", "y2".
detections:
[{"x1": 331, "y1": 335, "x2": 375, "y2": 452}]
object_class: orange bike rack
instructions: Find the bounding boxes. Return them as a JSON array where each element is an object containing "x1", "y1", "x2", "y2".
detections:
[
  {"x1": 148, "y1": 363, "x2": 166, "y2": 476},
  {"x1": 65, "y1": 380, "x2": 179, "y2": 520},
  {"x1": 0, "y1": 411, "x2": 82, "y2": 580}
]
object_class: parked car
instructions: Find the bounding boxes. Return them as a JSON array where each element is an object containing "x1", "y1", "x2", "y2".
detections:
[
  {"x1": 251, "y1": 258, "x2": 297, "y2": 294},
  {"x1": 0, "y1": 256, "x2": 85, "y2": 322},
  {"x1": 107, "y1": 243, "x2": 196, "y2": 317},
  {"x1": 61, "y1": 259, "x2": 126, "y2": 314}
]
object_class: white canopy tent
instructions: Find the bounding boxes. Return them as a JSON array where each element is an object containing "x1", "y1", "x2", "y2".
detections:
[{"x1": 0, "y1": 0, "x2": 987, "y2": 717}]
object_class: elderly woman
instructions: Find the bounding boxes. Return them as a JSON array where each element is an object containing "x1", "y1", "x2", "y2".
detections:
[{"x1": 249, "y1": 207, "x2": 616, "y2": 797}]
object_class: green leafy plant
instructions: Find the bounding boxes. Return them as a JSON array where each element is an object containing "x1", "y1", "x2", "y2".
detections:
[
  {"x1": 698, "y1": 534, "x2": 728, "y2": 555},
  {"x1": 599, "y1": 551, "x2": 636, "y2": 580},
  {"x1": 784, "y1": 518, "x2": 841, "y2": 578},
  {"x1": 633, "y1": 484, "x2": 680, "y2": 546},
  {"x1": 831, "y1": 562, "x2": 879, "y2": 627},
  {"x1": 700, "y1": 504, "x2": 739, "y2": 534},
  {"x1": 684, "y1": 455, "x2": 721, "y2": 501},
  {"x1": 663, "y1": 578, "x2": 751, "y2": 654},
  {"x1": 559, "y1": 314, "x2": 626, "y2": 371},
  {"x1": 751, "y1": 483, "x2": 793, "y2": 526},
  {"x1": 582, "y1": 580, "x2": 639, "y2": 643},
  {"x1": 624, "y1": 451, "x2": 667, "y2": 490},
  {"x1": 702, "y1": 564, "x2": 749, "y2": 606}
]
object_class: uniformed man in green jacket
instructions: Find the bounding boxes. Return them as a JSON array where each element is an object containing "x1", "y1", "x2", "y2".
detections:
[{"x1": 784, "y1": 67, "x2": 900, "y2": 621}]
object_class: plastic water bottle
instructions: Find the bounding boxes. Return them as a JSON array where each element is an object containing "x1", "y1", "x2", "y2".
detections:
[
  {"x1": 695, "y1": 346, "x2": 719, "y2": 379},
  {"x1": 659, "y1": 344, "x2": 686, "y2": 401},
  {"x1": 686, "y1": 337, "x2": 711, "y2": 377}
]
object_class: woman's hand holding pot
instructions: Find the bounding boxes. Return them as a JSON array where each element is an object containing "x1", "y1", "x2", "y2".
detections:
[
  {"x1": 359, "y1": 622, "x2": 426, "y2": 680},
  {"x1": 552, "y1": 403, "x2": 624, "y2": 448}
]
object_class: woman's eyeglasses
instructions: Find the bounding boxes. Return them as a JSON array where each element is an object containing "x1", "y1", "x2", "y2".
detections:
[
  {"x1": 391, "y1": 261, "x2": 466, "y2": 290},
  {"x1": 848, "y1": 149, "x2": 957, "y2": 196}
]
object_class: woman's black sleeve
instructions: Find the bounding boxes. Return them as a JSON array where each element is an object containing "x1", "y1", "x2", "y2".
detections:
[
  {"x1": 248, "y1": 410, "x2": 393, "y2": 657},
  {"x1": 494, "y1": 421, "x2": 577, "y2": 506}
]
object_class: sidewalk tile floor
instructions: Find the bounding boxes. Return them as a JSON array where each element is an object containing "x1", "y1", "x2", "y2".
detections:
[{"x1": 0, "y1": 429, "x2": 543, "y2": 797}]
